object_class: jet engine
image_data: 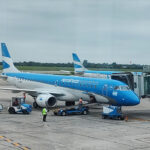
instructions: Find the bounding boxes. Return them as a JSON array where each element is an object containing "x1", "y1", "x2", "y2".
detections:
[{"x1": 36, "y1": 94, "x2": 56, "y2": 107}]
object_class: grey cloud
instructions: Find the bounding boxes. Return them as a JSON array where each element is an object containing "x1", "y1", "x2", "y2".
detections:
[{"x1": 0, "y1": 0, "x2": 150, "y2": 64}]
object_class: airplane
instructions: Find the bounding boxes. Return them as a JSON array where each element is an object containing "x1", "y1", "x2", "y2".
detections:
[
  {"x1": 72, "y1": 53, "x2": 143, "y2": 77},
  {"x1": 0, "y1": 43, "x2": 140, "y2": 109},
  {"x1": 72, "y1": 53, "x2": 121, "y2": 78},
  {"x1": 72, "y1": 53, "x2": 142, "y2": 92}
]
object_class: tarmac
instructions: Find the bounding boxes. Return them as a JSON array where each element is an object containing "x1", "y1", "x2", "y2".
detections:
[{"x1": 1, "y1": 79, "x2": 150, "y2": 150}]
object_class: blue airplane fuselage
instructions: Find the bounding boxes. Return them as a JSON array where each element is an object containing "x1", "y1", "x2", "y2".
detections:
[{"x1": 3, "y1": 72, "x2": 140, "y2": 106}]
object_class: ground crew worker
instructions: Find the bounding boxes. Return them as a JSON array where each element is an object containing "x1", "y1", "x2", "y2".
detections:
[
  {"x1": 78, "y1": 97, "x2": 83, "y2": 109},
  {"x1": 23, "y1": 93, "x2": 26, "y2": 101},
  {"x1": 13, "y1": 98, "x2": 19, "y2": 106},
  {"x1": 42, "y1": 107, "x2": 47, "y2": 122}
]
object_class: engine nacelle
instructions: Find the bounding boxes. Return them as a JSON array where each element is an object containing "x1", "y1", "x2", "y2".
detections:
[{"x1": 36, "y1": 94, "x2": 56, "y2": 107}]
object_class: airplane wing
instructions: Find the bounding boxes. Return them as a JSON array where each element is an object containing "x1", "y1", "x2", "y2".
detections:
[
  {"x1": 0, "y1": 87, "x2": 65, "y2": 97},
  {"x1": 0, "y1": 87, "x2": 38, "y2": 94},
  {"x1": 0, "y1": 75, "x2": 8, "y2": 80}
]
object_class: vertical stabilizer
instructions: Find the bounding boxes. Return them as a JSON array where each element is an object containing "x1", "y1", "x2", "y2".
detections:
[
  {"x1": 1, "y1": 43, "x2": 20, "y2": 73},
  {"x1": 72, "y1": 53, "x2": 87, "y2": 74}
]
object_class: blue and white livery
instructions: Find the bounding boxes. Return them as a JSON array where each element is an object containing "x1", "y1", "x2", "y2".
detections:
[
  {"x1": 72, "y1": 53, "x2": 120, "y2": 79},
  {"x1": 0, "y1": 43, "x2": 140, "y2": 108}
]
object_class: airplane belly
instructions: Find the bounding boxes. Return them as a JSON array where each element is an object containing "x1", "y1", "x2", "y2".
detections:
[
  {"x1": 7, "y1": 77, "x2": 16, "y2": 86},
  {"x1": 58, "y1": 88, "x2": 109, "y2": 103},
  {"x1": 94, "y1": 94, "x2": 109, "y2": 103},
  {"x1": 57, "y1": 88, "x2": 90, "y2": 102}
]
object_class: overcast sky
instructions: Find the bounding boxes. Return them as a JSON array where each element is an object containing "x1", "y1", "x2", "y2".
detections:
[{"x1": 0, "y1": 0, "x2": 150, "y2": 64}]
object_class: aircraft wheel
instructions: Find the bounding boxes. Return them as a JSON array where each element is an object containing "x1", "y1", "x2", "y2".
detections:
[
  {"x1": 71, "y1": 101, "x2": 75, "y2": 105},
  {"x1": 8, "y1": 107, "x2": 16, "y2": 114},
  {"x1": 120, "y1": 115, "x2": 125, "y2": 120},
  {"x1": 61, "y1": 111, "x2": 66, "y2": 116},
  {"x1": 22, "y1": 109, "x2": 29, "y2": 114},
  {"x1": 83, "y1": 110, "x2": 88, "y2": 115},
  {"x1": 53, "y1": 112, "x2": 57, "y2": 116},
  {"x1": 33, "y1": 102, "x2": 38, "y2": 108},
  {"x1": 65, "y1": 101, "x2": 75, "y2": 106}
]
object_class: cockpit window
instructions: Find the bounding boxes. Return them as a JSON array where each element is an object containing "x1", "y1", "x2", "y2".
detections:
[
  {"x1": 114, "y1": 86, "x2": 119, "y2": 90},
  {"x1": 120, "y1": 86, "x2": 130, "y2": 91},
  {"x1": 114, "y1": 85, "x2": 129, "y2": 91}
]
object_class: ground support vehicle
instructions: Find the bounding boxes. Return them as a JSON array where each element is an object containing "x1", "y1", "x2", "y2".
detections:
[
  {"x1": 53, "y1": 106, "x2": 89, "y2": 116},
  {"x1": 8, "y1": 97, "x2": 32, "y2": 114},
  {"x1": 102, "y1": 105, "x2": 124, "y2": 120}
]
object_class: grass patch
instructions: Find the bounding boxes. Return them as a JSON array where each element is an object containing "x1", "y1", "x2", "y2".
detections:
[{"x1": 0, "y1": 65, "x2": 142, "y2": 72}]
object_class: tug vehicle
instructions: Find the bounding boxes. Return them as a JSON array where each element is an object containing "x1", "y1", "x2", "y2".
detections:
[
  {"x1": 53, "y1": 106, "x2": 89, "y2": 116},
  {"x1": 102, "y1": 106, "x2": 125, "y2": 120},
  {"x1": 8, "y1": 97, "x2": 32, "y2": 114}
]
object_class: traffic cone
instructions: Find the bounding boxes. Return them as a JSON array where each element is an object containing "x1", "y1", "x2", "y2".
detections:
[{"x1": 125, "y1": 115, "x2": 128, "y2": 122}]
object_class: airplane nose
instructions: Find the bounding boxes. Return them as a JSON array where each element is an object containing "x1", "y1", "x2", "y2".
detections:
[
  {"x1": 127, "y1": 92, "x2": 140, "y2": 106},
  {"x1": 120, "y1": 91, "x2": 140, "y2": 106},
  {"x1": 131, "y1": 95, "x2": 140, "y2": 105}
]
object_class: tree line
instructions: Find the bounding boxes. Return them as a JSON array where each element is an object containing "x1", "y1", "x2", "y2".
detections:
[{"x1": 0, "y1": 61, "x2": 143, "y2": 69}]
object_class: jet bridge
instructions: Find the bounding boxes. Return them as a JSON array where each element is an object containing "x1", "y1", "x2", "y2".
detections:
[
  {"x1": 143, "y1": 74, "x2": 150, "y2": 97},
  {"x1": 110, "y1": 72, "x2": 150, "y2": 98},
  {"x1": 111, "y1": 72, "x2": 134, "y2": 91}
]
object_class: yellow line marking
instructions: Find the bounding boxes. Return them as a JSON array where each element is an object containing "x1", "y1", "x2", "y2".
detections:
[
  {"x1": 22, "y1": 147, "x2": 29, "y2": 150},
  {"x1": 13, "y1": 142, "x2": 20, "y2": 146},
  {"x1": 5, "y1": 138, "x2": 12, "y2": 142},
  {"x1": 0, "y1": 136, "x2": 4, "y2": 139},
  {"x1": 0, "y1": 135, "x2": 31, "y2": 149}
]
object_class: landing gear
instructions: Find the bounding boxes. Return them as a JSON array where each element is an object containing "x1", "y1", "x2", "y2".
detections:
[
  {"x1": 65, "y1": 101, "x2": 75, "y2": 106},
  {"x1": 33, "y1": 101, "x2": 38, "y2": 108},
  {"x1": 90, "y1": 96, "x2": 96, "y2": 103}
]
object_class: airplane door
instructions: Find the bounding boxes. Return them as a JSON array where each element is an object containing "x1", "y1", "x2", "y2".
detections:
[
  {"x1": 14, "y1": 77, "x2": 18, "y2": 87},
  {"x1": 102, "y1": 84, "x2": 108, "y2": 96}
]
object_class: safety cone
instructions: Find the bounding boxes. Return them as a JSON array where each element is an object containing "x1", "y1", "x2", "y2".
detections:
[{"x1": 125, "y1": 115, "x2": 128, "y2": 122}]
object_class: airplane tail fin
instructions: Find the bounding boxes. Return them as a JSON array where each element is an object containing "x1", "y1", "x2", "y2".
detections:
[
  {"x1": 1, "y1": 43, "x2": 20, "y2": 73},
  {"x1": 72, "y1": 53, "x2": 87, "y2": 74}
]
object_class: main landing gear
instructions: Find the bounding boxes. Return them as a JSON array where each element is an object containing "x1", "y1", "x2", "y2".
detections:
[
  {"x1": 65, "y1": 101, "x2": 75, "y2": 106},
  {"x1": 33, "y1": 101, "x2": 39, "y2": 108},
  {"x1": 33, "y1": 97, "x2": 39, "y2": 108}
]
